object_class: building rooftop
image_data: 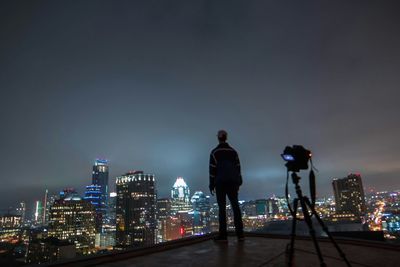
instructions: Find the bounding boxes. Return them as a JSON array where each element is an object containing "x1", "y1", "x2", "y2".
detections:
[{"x1": 42, "y1": 233, "x2": 400, "y2": 267}]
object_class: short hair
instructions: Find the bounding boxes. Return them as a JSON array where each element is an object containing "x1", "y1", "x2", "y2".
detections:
[{"x1": 217, "y1": 130, "x2": 228, "y2": 142}]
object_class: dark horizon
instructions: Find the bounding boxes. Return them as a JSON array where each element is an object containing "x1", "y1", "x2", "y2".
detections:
[{"x1": 1, "y1": 1, "x2": 400, "y2": 210}]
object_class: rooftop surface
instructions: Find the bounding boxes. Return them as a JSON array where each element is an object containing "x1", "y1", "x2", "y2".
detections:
[{"x1": 44, "y1": 233, "x2": 400, "y2": 267}]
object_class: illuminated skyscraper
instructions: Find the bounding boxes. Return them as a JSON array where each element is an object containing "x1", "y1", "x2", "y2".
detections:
[
  {"x1": 116, "y1": 171, "x2": 157, "y2": 248},
  {"x1": 171, "y1": 177, "x2": 191, "y2": 214},
  {"x1": 156, "y1": 198, "x2": 171, "y2": 242},
  {"x1": 191, "y1": 191, "x2": 211, "y2": 235},
  {"x1": 255, "y1": 199, "x2": 267, "y2": 216},
  {"x1": 92, "y1": 159, "x2": 109, "y2": 200},
  {"x1": 84, "y1": 185, "x2": 102, "y2": 228},
  {"x1": 266, "y1": 197, "x2": 279, "y2": 217},
  {"x1": 332, "y1": 173, "x2": 366, "y2": 217},
  {"x1": 0, "y1": 213, "x2": 22, "y2": 242},
  {"x1": 34, "y1": 200, "x2": 43, "y2": 226},
  {"x1": 85, "y1": 159, "x2": 109, "y2": 231},
  {"x1": 48, "y1": 190, "x2": 96, "y2": 255},
  {"x1": 43, "y1": 189, "x2": 48, "y2": 225},
  {"x1": 16, "y1": 202, "x2": 26, "y2": 225}
]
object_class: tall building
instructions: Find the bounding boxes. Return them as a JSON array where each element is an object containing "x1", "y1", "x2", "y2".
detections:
[
  {"x1": 48, "y1": 190, "x2": 96, "y2": 254},
  {"x1": 16, "y1": 202, "x2": 26, "y2": 225},
  {"x1": 98, "y1": 192, "x2": 117, "y2": 248},
  {"x1": 0, "y1": 213, "x2": 22, "y2": 242},
  {"x1": 116, "y1": 171, "x2": 157, "y2": 248},
  {"x1": 266, "y1": 197, "x2": 279, "y2": 218},
  {"x1": 85, "y1": 159, "x2": 109, "y2": 231},
  {"x1": 191, "y1": 191, "x2": 211, "y2": 235},
  {"x1": 255, "y1": 199, "x2": 267, "y2": 216},
  {"x1": 171, "y1": 177, "x2": 191, "y2": 214},
  {"x1": 34, "y1": 200, "x2": 43, "y2": 226},
  {"x1": 332, "y1": 173, "x2": 366, "y2": 217},
  {"x1": 156, "y1": 198, "x2": 171, "y2": 242},
  {"x1": 43, "y1": 189, "x2": 48, "y2": 225}
]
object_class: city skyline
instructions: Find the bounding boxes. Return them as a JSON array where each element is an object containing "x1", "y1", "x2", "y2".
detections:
[
  {"x1": 1, "y1": 1, "x2": 400, "y2": 208},
  {"x1": 1, "y1": 158, "x2": 397, "y2": 215}
]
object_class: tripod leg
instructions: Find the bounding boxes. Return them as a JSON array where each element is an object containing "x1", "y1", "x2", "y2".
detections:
[
  {"x1": 299, "y1": 197, "x2": 326, "y2": 267},
  {"x1": 304, "y1": 198, "x2": 352, "y2": 267},
  {"x1": 288, "y1": 199, "x2": 298, "y2": 267}
]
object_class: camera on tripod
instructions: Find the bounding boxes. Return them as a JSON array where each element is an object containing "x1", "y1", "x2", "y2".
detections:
[
  {"x1": 281, "y1": 145, "x2": 312, "y2": 172},
  {"x1": 281, "y1": 145, "x2": 352, "y2": 267}
]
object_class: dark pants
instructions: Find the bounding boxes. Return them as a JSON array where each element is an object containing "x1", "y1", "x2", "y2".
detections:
[{"x1": 216, "y1": 186, "x2": 244, "y2": 237}]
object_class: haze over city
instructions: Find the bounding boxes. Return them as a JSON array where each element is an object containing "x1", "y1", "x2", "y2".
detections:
[{"x1": 1, "y1": 1, "x2": 400, "y2": 208}]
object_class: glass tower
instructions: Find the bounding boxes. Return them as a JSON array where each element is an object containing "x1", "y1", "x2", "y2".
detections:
[
  {"x1": 48, "y1": 190, "x2": 96, "y2": 255},
  {"x1": 332, "y1": 173, "x2": 366, "y2": 218},
  {"x1": 171, "y1": 177, "x2": 191, "y2": 214},
  {"x1": 191, "y1": 191, "x2": 211, "y2": 235},
  {"x1": 115, "y1": 171, "x2": 157, "y2": 248},
  {"x1": 84, "y1": 159, "x2": 109, "y2": 231}
]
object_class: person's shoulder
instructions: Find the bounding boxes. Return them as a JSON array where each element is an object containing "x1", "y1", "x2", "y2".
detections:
[
  {"x1": 225, "y1": 143, "x2": 237, "y2": 151},
  {"x1": 210, "y1": 145, "x2": 219, "y2": 154},
  {"x1": 227, "y1": 144, "x2": 239, "y2": 154}
]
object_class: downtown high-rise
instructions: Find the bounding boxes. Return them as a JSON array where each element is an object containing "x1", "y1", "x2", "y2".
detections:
[
  {"x1": 171, "y1": 177, "x2": 191, "y2": 214},
  {"x1": 332, "y1": 173, "x2": 366, "y2": 217},
  {"x1": 191, "y1": 191, "x2": 211, "y2": 235},
  {"x1": 84, "y1": 159, "x2": 109, "y2": 231},
  {"x1": 48, "y1": 189, "x2": 96, "y2": 254},
  {"x1": 115, "y1": 171, "x2": 157, "y2": 248}
]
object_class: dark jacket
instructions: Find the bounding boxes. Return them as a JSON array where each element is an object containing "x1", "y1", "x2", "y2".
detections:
[{"x1": 209, "y1": 142, "x2": 242, "y2": 189}]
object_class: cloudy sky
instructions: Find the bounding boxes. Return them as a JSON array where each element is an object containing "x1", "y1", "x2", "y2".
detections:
[{"x1": 1, "y1": 1, "x2": 399, "y2": 211}]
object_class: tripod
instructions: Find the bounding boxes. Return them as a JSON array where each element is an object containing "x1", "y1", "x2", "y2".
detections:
[{"x1": 287, "y1": 172, "x2": 352, "y2": 267}]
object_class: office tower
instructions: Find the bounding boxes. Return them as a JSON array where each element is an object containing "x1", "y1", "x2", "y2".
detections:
[
  {"x1": 0, "y1": 213, "x2": 22, "y2": 241},
  {"x1": 43, "y1": 189, "x2": 48, "y2": 225},
  {"x1": 106, "y1": 192, "x2": 117, "y2": 225},
  {"x1": 115, "y1": 171, "x2": 157, "y2": 248},
  {"x1": 98, "y1": 192, "x2": 117, "y2": 248},
  {"x1": 332, "y1": 173, "x2": 366, "y2": 217},
  {"x1": 45, "y1": 194, "x2": 58, "y2": 225},
  {"x1": 48, "y1": 190, "x2": 96, "y2": 254},
  {"x1": 255, "y1": 199, "x2": 267, "y2": 216},
  {"x1": 191, "y1": 191, "x2": 211, "y2": 235},
  {"x1": 156, "y1": 198, "x2": 171, "y2": 242},
  {"x1": 209, "y1": 203, "x2": 220, "y2": 232},
  {"x1": 176, "y1": 211, "x2": 194, "y2": 237},
  {"x1": 171, "y1": 177, "x2": 191, "y2": 214},
  {"x1": 276, "y1": 196, "x2": 290, "y2": 216},
  {"x1": 84, "y1": 184, "x2": 102, "y2": 230},
  {"x1": 242, "y1": 201, "x2": 257, "y2": 217},
  {"x1": 266, "y1": 197, "x2": 279, "y2": 217},
  {"x1": 92, "y1": 159, "x2": 109, "y2": 210},
  {"x1": 34, "y1": 200, "x2": 43, "y2": 225},
  {"x1": 16, "y1": 202, "x2": 26, "y2": 224},
  {"x1": 84, "y1": 159, "x2": 109, "y2": 231}
]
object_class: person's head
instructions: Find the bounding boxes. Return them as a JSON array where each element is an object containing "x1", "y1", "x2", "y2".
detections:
[{"x1": 217, "y1": 130, "x2": 228, "y2": 143}]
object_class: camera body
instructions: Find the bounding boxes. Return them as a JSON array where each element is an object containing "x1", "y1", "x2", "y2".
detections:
[{"x1": 281, "y1": 145, "x2": 312, "y2": 172}]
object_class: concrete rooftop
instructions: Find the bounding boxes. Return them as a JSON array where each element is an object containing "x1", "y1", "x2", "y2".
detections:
[{"x1": 43, "y1": 233, "x2": 400, "y2": 267}]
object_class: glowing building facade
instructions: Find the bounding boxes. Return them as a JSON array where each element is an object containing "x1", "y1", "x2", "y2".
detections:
[
  {"x1": 48, "y1": 191, "x2": 96, "y2": 254},
  {"x1": 85, "y1": 159, "x2": 109, "y2": 231},
  {"x1": 171, "y1": 177, "x2": 191, "y2": 214},
  {"x1": 191, "y1": 191, "x2": 211, "y2": 235},
  {"x1": 115, "y1": 171, "x2": 157, "y2": 248},
  {"x1": 332, "y1": 173, "x2": 366, "y2": 217},
  {"x1": 0, "y1": 214, "x2": 22, "y2": 241},
  {"x1": 156, "y1": 198, "x2": 171, "y2": 242}
]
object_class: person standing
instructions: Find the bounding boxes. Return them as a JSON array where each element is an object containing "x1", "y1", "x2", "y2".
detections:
[{"x1": 209, "y1": 130, "x2": 244, "y2": 242}]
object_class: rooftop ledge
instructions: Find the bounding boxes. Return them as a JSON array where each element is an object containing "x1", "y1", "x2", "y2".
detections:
[{"x1": 37, "y1": 233, "x2": 400, "y2": 267}]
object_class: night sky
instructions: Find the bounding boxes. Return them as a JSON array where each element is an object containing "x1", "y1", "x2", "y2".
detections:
[{"x1": 1, "y1": 1, "x2": 400, "y2": 210}]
